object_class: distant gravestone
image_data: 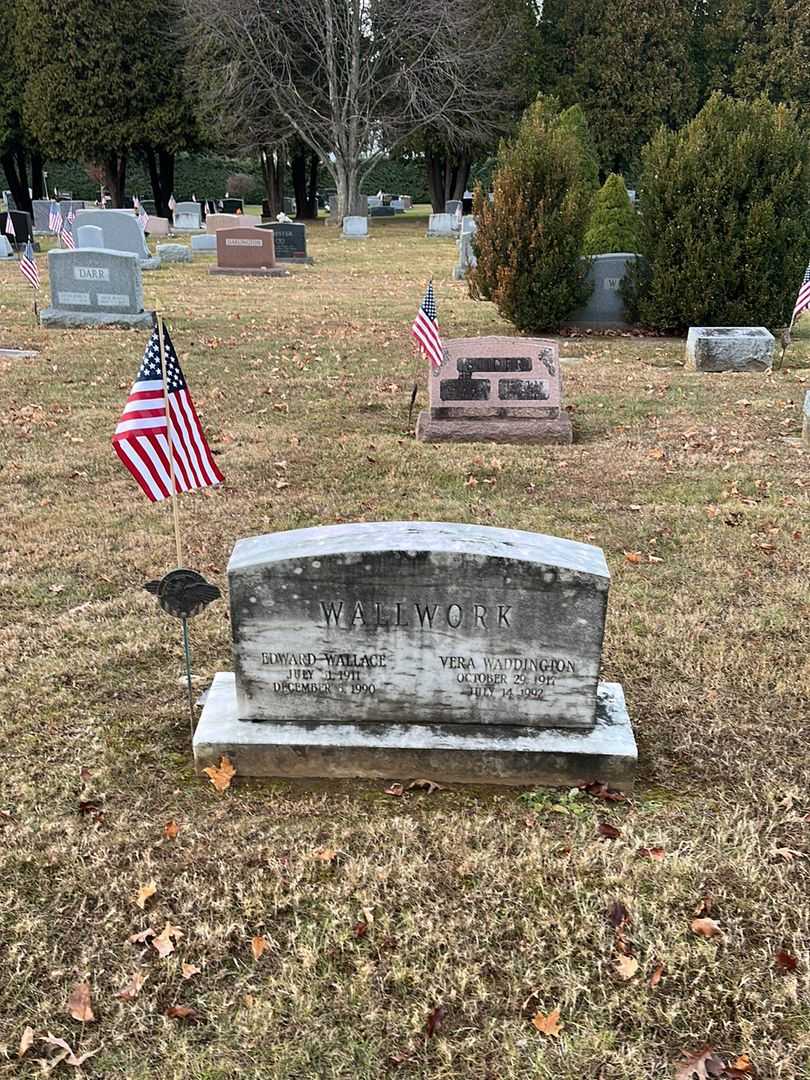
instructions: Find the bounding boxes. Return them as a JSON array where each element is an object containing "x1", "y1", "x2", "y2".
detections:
[
  {"x1": 2, "y1": 190, "x2": 13, "y2": 210},
  {"x1": 367, "y1": 196, "x2": 383, "y2": 209},
  {"x1": 191, "y1": 234, "x2": 217, "y2": 253},
  {"x1": 342, "y1": 215, "x2": 368, "y2": 239},
  {"x1": 222, "y1": 197, "x2": 245, "y2": 214},
  {"x1": 452, "y1": 232, "x2": 477, "y2": 281},
  {"x1": 32, "y1": 199, "x2": 86, "y2": 232},
  {"x1": 0, "y1": 235, "x2": 13, "y2": 259},
  {"x1": 193, "y1": 520, "x2": 636, "y2": 787},
  {"x1": 77, "y1": 225, "x2": 104, "y2": 248},
  {"x1": 566, "y1": 253, "x2": 642, "y2": 331},
  {"x1": 445, "y1": 199, "x2": 461, "y2": 217},
  {"x1": 145, "y1": 216, "x2": 170, "y2": 237},
  {"x1": 400, "y1": 195, "x2": 412, "y2": 209},
  {"x1": 157, "y1": 242, "x2": 192, "y2": 263},
  {"x1": 206, "y1": 212, "x2": 260, "y2": 233},
  {"x1": 172, "y1": 202, "x2": 202, "y2": 230},
  {"x1": 369, "y1": 205, "x2": 396, "y2": 218},
  {"x1": 427, "y1": 213, "x2": 455, "y2": 238},
  {"x1": 72, "y1": 209, "x2": 160, "y2": 269},
  {"x1": 416, "y1": 336, "x2": 572, "y2": 445},
  {"x1": 686, "y1": 327, "x2": 775, "y2": 372},
  {"x1": 209, "y1": 226, "x2": 289, "y2": 277},
  {"x1": 0, "y1": 210, "x2": 35, "y2": 246},
  {"x1": 40, "y1": 247, "x2": 152, "y2": 329},
  {"x1": 257, "y1": 221, "x2": 312, "y2": 263}
]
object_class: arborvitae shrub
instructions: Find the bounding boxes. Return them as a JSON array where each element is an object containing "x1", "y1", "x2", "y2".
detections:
[
  {"x1": 632, "y1": 94, "x2": 810, "y2": 330},
  {"x1": 583, "y1": 173, "x2": 639, "y2": 255},
  {"x1": 558, "y1": 104, "x2": 600, "y2": 194},
  {"x1": 470, "y1": 97, "x2": 593, "y2": 331}
]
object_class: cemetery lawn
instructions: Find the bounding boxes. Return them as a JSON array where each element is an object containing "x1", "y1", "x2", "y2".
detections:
[{"x1": 2, "y1": 215, "x2": 810, "y2": 1079}]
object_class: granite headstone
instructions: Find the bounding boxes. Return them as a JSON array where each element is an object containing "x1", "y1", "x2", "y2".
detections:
[
  {"x1": 342, "y1": 216, "x2": 368, "y2": 239},
  {"x1": 209, "y1": 226, "x2": 289, "y2": 277},
  {"x1": 40, "y1": 247, "x2": 152, "y2": 328},
  {"x1": 172, "y1": 202, "x2": 202, "y2": 230},
  {"x1": 427, "y1": 213, "x2": 455, "y2": 238},
  {"x1": 257, "y1": 221, "x2": 313, "y2": 263},
  {"x1": 72, "y1": 209, "x2": 159, "y2": 269},
  {"x1": 686, "y1": 327, "x2": 775, "y2": 372},
  {"x1": 566, "y1": 253, "x2": 641, "y2": 331}
]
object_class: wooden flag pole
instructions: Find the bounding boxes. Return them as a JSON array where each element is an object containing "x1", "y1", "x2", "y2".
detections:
[{"x1": 155, "y1": 312, "x2": 183, "y2": 567}]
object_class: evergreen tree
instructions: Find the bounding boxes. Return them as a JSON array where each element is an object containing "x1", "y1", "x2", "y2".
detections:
[
  {"x1": 582, "y1": 174, "x2": 639, "y2": 255},
  {"x1": 558, "y1": 105, "x2": 600, "y2": 192},
  {"x1": 732, "y1": 0, "x2": 810, "y2": 108},
  {"x1": 536, "y1": 0, "x2": 696, "y2": 176}
]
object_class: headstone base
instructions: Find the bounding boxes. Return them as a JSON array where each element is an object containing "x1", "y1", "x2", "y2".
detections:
[
  {"x1": 686, "y1": 327, "x2": 774, "y2": 372},
  {"x1": 276, "y1": 255, "x2": 314, "y2": 265},
  {"x1": 140, "y1": 256, "x2": 162, "y2": 271},
  {"x1": 208, "y1": 266, "x2": 289, "y2": 278},
  {"x1": 191, "y1": 234, "x2": 217, "y2": 253},
  {"x1": 194, "y1": 673, "x2": 636, "y2": 789},
  {"x1": 416, "y1": 410, "x2": 573, "y2": 445},
  {"x1": 157, "y1": 243, "x2": 192, "y2": 263},
  {"x1": 40, "y1": 307, "x2": 155, "y2": 329}
]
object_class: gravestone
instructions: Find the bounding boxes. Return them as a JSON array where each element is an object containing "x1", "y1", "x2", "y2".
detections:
[
  {"x1": 391, "y1": 199, "x2": 405, "y2": 211},
  {"x1": 445, "y1": 199, "x2": 461, "y2": 217},
  {"x1": 206, "y1": 212, "x2": 260, "y2": 233},
  {"x1": 803, "y1": 391, "x2": 810, "y2": 447},
  {"x1": 367, "y1": 196, "x2": 383, "y2": 209},
  {"x1": 145, "y1": 216, "x2": 170, "y2": 237},
  {"x1": 32, "y1": 199, "x2": 86, "y2": 232},
  {"x1": 193, "y1": 521, "x2": 636, "y2": 787},
  {"x1": 686, "y1": 327, "x2": 775, "y2": 372},
  {"x1": 157, "y1": 242, "x2": 192, "y2": 263},
  {"x1": 566, "y1": 253, "x2": 641, "y2": 331},
  {"x1": 72, "y1": 209, "x2": 160, "y2": 269},
  {"x1": 453, "y1": 232, "x2": 477, "y2": 281},
  {"x1": 0, "y1": 235, "x2": 13, "y2": 259},
  {"x1": 2, "y1": 190, "x2": 13, "y2": 210},
  {"x1": 77, "y1": 225, "x2": 104, "y2": 248},
  {"x1": 257, "y1": 221, "x2": 313, "y2": 263},
  {"x1": 191, "y1": 234, "x2": 217, "y2": 253},
  {"x1": 0, "y1": 210, "x2": 35, "y2": 246},
  {"x1": 172, "y1": 202, "x2": 202, "y2": 230},
  {"x1": 342, "y1": 216, "x2": 368, "y2": 239},
  {"x1": 141, "y1": 199, "x2": 156, "y2": 216},
  {"x1": 462, "y1": 191, "x2": 474, "y2": 214},
  {"x1": 369, "y1": 205, "x2": 396, "y2": 218},
  {"x1": 427, "y1": 213, "x2": 455, "y2": 238},
  {"x1": 416, "y1": 336, "x2": 573, "y2": 445},
  {"x1": 209, "y1": 226, "x2": 289, "y2": 277},
  {"x1": 40, "y1": 247, "x2": 153, "y2": 328},
  {"x1": 400, "y1": 195, "x2": 412, "y2": 209},
  {"x1": 222, "y1": 197, "x2": 245, "y2": 214}
]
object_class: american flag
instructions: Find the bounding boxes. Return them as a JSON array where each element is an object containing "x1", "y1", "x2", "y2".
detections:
[
  {"x1": 67, "y1": 208, "x2": 77, "y2": 225},
  {"x1": 133, "y1": 195, "x2": 140, "y2": 210},
  {"x1": 60, "y1": 221, "x2": 75, "y2": 249},
  {"x1": 411, "y1": 280, "x2": 445, "y2": 372},
  {"x1": 792, "y1": 261, "x2": 810, "y2": 323},
  {"x1": 112, "y1": 324, "x2": 224, "y2": 502},
  {"x1": 5, "y1": 212, "x2": 15, "y2": 237},
  {"x1": 48, "y1": 202, "x2": 62, "y2": 232},
  {"x1": 168, "y1": 194, "x2": 177, "y2": 212},
  {"x1": 19, "y1": 241, "x2": 40, "y2": 289},
  {"x1": 138, "y1": 207, "x2": 149, "y2": 231}
]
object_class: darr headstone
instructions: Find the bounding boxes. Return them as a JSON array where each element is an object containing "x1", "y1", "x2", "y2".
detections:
[
  {"x1": 40, "y1": 247, "x2": 153, "y2": 329},
  {"x1": 72, "y1": 209, "x2": 160, "y2": 269},
  {"x1": 193, "y1": 521, "x2": 636, "y2": 787},
  {"x1": 686, "y1": 327, "x2": 775, "y2": 372},
  {"x1": 257, "y1": 221, "x2": 313, "y2": 263},
  {"x1": 416, "y1": 336, "x2": 573, "y2": 445},
  {"x1": 209, "y1": 226, "x2": 289, "y2": 277}
]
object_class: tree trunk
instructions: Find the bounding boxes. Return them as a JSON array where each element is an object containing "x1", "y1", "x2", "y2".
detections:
[
  {"x1": 291, "y1": 149, "x2": 307, "y2": 219},
  {"x1": 425, "y1": 150, "x2": 472, "y2": 211},
  {"x1": 1, "y1": 147, "x2": 33, "y2": 214},
  {"x1": 260, "y1": 148, "x2": 283, "y2": 216},
  {"x1": 103, "y1": 153, "x2": 127, "y2": 207},
  {"x1": 30, "y1": 151, "x2": 45, "y2": 199},
  {"x1": 144, "y1": 146, "x2": 175, "y2": 218},
  {"x1": 305, "y1": 150, "x2": 319, "y2": 219}
]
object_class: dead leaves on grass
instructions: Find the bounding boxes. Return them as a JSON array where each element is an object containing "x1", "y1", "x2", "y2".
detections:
[
  {"x1": 115, "y1": 971, "x2": 148, "y2": 1001},
  {"x1": 203, "y1": 755, "x2": 236, "y2": 792},
  {"x1": 166, "y1": 1004, "x2": 201, "y2": 1023},
  {"x1": 40, "y1": 1034, "x2": 101, "y2": 1070},
  {"x1": 691, "y1": 917, "x2": 723, "y2": 939},
  {"x1": 67, "y1": 981, "x2": 95, "y2": 1023},
  {"x1": 19, "y1": 1026, "x2": 34, "y2": 1057},
  {"x1": 531, "y1": 1007, "x2": 562, "y2": 1036},
  {"x1": 250, "y1": 936, "x2": 268, "y2": 961},
  {"x1": 152, "y1": 921, "x2": 183, "y2": 958},
  {"x1": 615, "y1": 954, "x2": 639, "y2": 980},
  {"x1": 674, "y1": 1047, "x2": 754, "y2": 1079},
  {"x1": 134, "y1": 880, "x2": 157, "y2": 909}
]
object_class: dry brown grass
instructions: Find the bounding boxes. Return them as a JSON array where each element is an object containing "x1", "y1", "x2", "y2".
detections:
[{"x1": 1, "y1": 214, "x2": 809, "y2": 1078}]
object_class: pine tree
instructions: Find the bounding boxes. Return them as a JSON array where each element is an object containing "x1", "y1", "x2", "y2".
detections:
[{"x1": 582, "y1": 174, "x2": 639, "y2": 255}]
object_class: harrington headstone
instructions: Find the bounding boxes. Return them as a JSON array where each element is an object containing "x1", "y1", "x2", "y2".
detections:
[
  {"x1": 257, "y1": 221, "x2": 313, "y2": 263},
  {"x1": 72, "y1": 209, "x2": 160, "y2": 269},
  {"x1": 416, "y1": 336, "x2": 573, "y2": 445},
  {"x1": 427, "y1": 213, "x2": 455, "y2": 238},
  {"x1": 566, "y1": 253, "x2": 642, "y2": 331},
  {"x1": 193, "y1": 521, "x2": 636, "y2": 787},
  {"x1": 172, "y1": 202, "x2": 202, "y2": 230},
  {"x1": 686, "y1": 327, "x2": 775, "y2": 372},
  {"x1": 209, "y1": 226, "x2": 289, "y2": 277},
  {"x1": 40, "y1": 247, "x2": 153, "y2": 329}
]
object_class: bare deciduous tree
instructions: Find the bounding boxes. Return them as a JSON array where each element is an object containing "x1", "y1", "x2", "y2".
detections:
[{"x1": 186, "y1": 0, "x2": 522, "y2": 220}]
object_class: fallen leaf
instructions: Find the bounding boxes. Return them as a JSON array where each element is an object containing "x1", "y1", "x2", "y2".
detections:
[
  {"x1": 425, "y1": 1004, "x2": 447, "y2": 1037},
  {"x1": 691, "y1": 917, "x2": 723, "y2": 939},
  {"x1": 616, "y1": 954, "x2": 639, "y2": 980},
  {"x1": 624, "y1": 550, "x2": 643, "y2": 564},
  {"x1": 607, "y1": 900, "x2": 630, "y2": 928},
  {"x1": 731, "y1": 1056, "x2": 752, "y2": 1074},
  {"x1": 638, "y1": 846, "x2": 666, "y2": 860},
  {"x1": 531, "y1": 1007, "x2": 562, "y2": 1036},
  {"x1": 251, "y1": 936, "x2": 267, "y2": 961},
  {"x1": 579, "y1": 780, "x2": 627, "y2": 802},
  {"x1": 314, "y1": 848, "x2": 338, "y2": 863},
  {"x1": 42, "y1": 1034, "x2": 101, "y2": 1069},
  {"x1": 598, "y1": 821, "x2": 621, "y2": 839},
  {"x1": 18, "y1": 1026, "x2": 34, "y2": 1058},
  {"x1": 407, "y1": 778, "x2": 444, "y2": 794},
  {"x1": 164, "y1": 820, "x2": 180, "y2": 840},
  {"x1": 674, "y1": 1046, "x2": 725, "y2": 1080},
  {"x1": 129, "y1": 927, "x2": 156, "y2": 944},
  {"x1": 181, "y1": 963, "x2": 201, "y2": 980},
  {"x1": 67, "y1": 981, "x2": 95, "y2": 1023},
  {"x1": 134, "y1": 880, "x2": 157, "y2": 909},
  {"x1": 775, "y1": 950, "x2": 798, "y2": 972},
  {"x1": 152, "y1": 921, "x2": 183, "y2": 958},
  {"x1": 115, "y1": 971, "x2": 148, "y2": 1001},
  {"x1": 353, "y1": 921, "x2": 368, "y2": 938},
  {"x1": 166, "y1": 1004, "x2": 200, "y2": 1022},
  {"x1": 384, "y1": 783, "x2": 404, "y2": 797},
  {"x1": 203, "y1": 755, "x2": 236, "y2": 793},
  {"x1": 649, "y1": 962, "x2": 664, "y2": 988}
]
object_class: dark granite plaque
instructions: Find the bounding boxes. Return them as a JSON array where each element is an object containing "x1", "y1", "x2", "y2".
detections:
[
  {"x1": 257, "y1": 222, "x2": 309, "y2": 261},
  {"x1": 499, "y1": 379, "x2": 549, "y2": 401},
  {"x1": 440, "y1": 378, "x2": 490, "y2": 401},
  {"x1": 458, "y1": 357, "x2": 532, "y2": 374}
]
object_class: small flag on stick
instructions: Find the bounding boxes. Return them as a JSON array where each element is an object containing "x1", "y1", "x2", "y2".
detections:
[
  {"x1": 112, "y1": 323, "x2": 224, "y2": 503},
  {"x1": 168, "y1": 194, "x2": 176, "y2": 212},
  {"x1": 5, "y1": 212, "x2": 16, "y2": 238},
  {"x1": 410, "y1": 280, "x2": 445, "y2": 372},
  {"x1": 138, "y1": 207, "x2": 149, "y2": 231},
  {"x1": 792, "y1": 261, "x2": 810, "y2": 324},
  {"x1": 48, "y1": 201, "x2": 62, "y2": 233},
  {"x1": 19, "y1": 241, "x2": 40, "y2": 289},
  {"x1": 60, "y1": 221, "x2": 75, "y2": 249}
]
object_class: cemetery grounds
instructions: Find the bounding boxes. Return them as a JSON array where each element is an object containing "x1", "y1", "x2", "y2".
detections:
[{"x1": 1, "y1": 209, "x2": 809, "y2": 1078}]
